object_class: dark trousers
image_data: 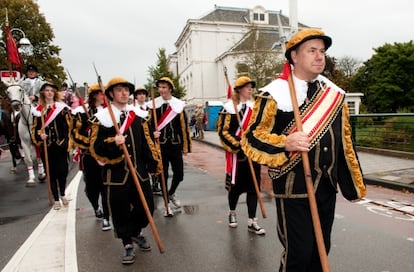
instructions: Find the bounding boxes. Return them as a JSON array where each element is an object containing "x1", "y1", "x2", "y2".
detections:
[
  {"x1": 108, "y1": 177, "x2": 154, "y2": 246},
  {"x1": 275, "y1": 178, "x2": 336, "y2": 272},
  {"x1": 82, "y1": 153, "x2": 109, "y2": 219},
  {"x1": 41, "y1": 145, "x2": 68, "y2": 201},
  {"x1": 228, "y1": 158, "x2": 261, "y2": 218},
  {"x1": 160, "y1": 143, "x2": 183, "y2": 196}
]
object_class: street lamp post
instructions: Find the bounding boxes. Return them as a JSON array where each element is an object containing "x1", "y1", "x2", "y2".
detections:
[
  {"x1": 0, "y1": 26, "x2": 33, "y2": 58},
  {"x1": 0, "y1": 26, "x2": 33, "y2": 81}
]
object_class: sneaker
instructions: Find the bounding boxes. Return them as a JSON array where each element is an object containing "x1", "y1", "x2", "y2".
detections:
[
  {"x1": 101, "y1": 218, "x2": 112, "y2": 231},
  {"x1": 163, "y1": 204, "x2": 174, "y2": 217},
  {"x1": 122, "y1": 244, "x2": 135, "y2": 265},
  {"x1": 53, "y1": 201, "x2": 61, "y2": 210},
  {"x1": 152, "y1": 183, "x2": 162, "y2": 195},
  {"x1": 61, "y1": 196, "x2": 69, "y2": 206},
  {"x1": 168, "y1": 194, "x2": 181, "y2": 208},
  {"x1": 132, "y1": 235, "x2": 152, "y2": 251},
  {"x1": 228, "y1": 211, "x2": 237, "y2": 228},
  {"x1": 95, "y1": 207, "x2": 104, "y2": 220},
  {"x1": 248, "y1": 218, "x2": 266, "y2": 235}
]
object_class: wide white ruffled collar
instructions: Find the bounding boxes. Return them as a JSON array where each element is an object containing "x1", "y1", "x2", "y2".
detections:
[
  {"x1": 259, "y1": 74, "x2": 344, "y2": 112},
  {"x1": 146, "y1": 96, "x2": 185, "y2": 113},
  {"x1": 95, "y1": 104, "x2": 148, "y2": 128}
]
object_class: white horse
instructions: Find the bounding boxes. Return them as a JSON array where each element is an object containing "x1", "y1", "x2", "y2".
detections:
[{"x1": 6, "y1": 80, "x2": 46, "y2": 186}]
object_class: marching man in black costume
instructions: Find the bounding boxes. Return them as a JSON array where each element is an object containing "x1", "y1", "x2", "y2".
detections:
[{"x1": 89, "y1": 77, "x2": 160, "y2": 265}]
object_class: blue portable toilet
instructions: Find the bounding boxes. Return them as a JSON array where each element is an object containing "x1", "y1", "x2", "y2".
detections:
[{"x1": 205, "y1": 101, "x2": 223, "y2": 131}]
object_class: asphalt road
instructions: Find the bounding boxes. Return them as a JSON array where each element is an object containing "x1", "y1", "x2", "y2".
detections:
[{"x1": 1, "y1": 142, "x2": 414, "y2": 271}]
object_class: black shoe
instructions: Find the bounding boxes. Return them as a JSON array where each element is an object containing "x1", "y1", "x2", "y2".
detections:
[
  {"x1": 95, "y1": 207, "x2": 103, "y2": 220},
  {"x1": 152, "y1": 183, "x2": 162, "y2": 195},
  {"x1": 228, "y1": 212, "x2": 237, "y2": 228},
  {"x1": 122, "y1": 244, "x2": 135, "y2": 264},
  {"x1": 101, "y1": 219, "x2": 112, "y2": 231},
  {"x1": 132, "y1": 235, "x2": 152, "y2": 251}
]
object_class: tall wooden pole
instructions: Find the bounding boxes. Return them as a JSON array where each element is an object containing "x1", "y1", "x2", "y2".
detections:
[
  {"x1": 40, "y1": 110, "x2": 53, "y2": 206},
  {"x1": 150, "y1": 88, "x2": 170, "y2": 214},
  {"x1": 287, "y1": 66, "x2": 330, "y2": 272}
]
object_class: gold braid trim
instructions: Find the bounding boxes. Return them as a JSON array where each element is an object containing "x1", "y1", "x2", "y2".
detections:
[
  {"x1": 65, "y1": 111, "x2": 74, "y2": 152},
  {"x1": 142, "y1": 120, "x2": 162, "y2": 174},
  {"x1": 31, "y1": 116, "x2": 42, "y2": 147},
  {"x1": 241, "y1": 95, "x2": 289, "y2": 167},
  {"x1": 89, "y1": 123, "x2": 124, "y2": 165},
  {"x1": 180, "y1": 112, "x2": 192, "y2": 153},
  {"x1": 220, "y1": 113, "x2": 240, "y2": 153},
  {"x1": 72, "y1": 113, "x2": 90, "y2": 150},
  {"x1": 342, "y1": 104, "x2": 367, "y2": 199}
]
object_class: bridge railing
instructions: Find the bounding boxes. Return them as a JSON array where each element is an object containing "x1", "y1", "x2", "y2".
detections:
[{"x1": 350, "y1": 113, "x2": 414, "y2": 153}]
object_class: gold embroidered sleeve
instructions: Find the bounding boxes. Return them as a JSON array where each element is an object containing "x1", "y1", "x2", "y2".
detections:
[
  {"x1": 241, "y1": 93, "x2": 289, "y2": 167},
  {"x1": 341, "y1": 104, "x2": 366, "y2": 199},
  {"x1": 89, "y1": 122, "x2": 124, "y2": 165}
]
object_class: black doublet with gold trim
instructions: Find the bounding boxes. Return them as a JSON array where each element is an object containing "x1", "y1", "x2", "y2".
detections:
[
  {"x1": 148, "y1": 97, "x2": 192, "y2": 154},
  {"x1": 241, "y1": 77, "x2": 366, "y2": 201},
  {"x1": 89, "y1": 107, "x2": 160, "y2": 186},
  {"x1": 31, "y1": 104, "x2": 72, "y2": 151}
]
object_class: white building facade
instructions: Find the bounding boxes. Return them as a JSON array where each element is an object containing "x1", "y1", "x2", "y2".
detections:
[{"x1": 171, "y1": 4, "x2": 362, "y2": 114}]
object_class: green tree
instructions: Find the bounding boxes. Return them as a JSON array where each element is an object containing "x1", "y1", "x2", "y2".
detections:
[
  {"x1": 0, "y1": 0, "x2": 65, "y2": 95},
  {"x1": 351, "y1": 41, "x2": 414, "y2": 113},
  {"x1": 146, "y1": 48, "x2": 185, "y2": 99},
  {"x1": 237, "y1": 26, "x2": 285, "y2": 88}
]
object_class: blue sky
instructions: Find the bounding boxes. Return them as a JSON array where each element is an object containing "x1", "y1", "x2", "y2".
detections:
[{"x1": 36, "y1": 0, "x2": 414, "y2": 86}]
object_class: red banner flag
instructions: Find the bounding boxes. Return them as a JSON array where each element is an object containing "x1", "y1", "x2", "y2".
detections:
[
  {"x1": 5, "y1": 25, "x2": 22, "y2": 69},
  {"x1": 227, "y1": 84, "x2": 232, "y2": 99},
  {"x1": 278, "y1": 61, "x2": 292, "y2": 80}
]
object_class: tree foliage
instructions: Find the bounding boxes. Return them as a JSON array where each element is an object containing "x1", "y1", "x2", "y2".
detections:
[
  {"x1": 146, "y1": 48, "x2": 185, "y2": 99},
  {"x1": 0, "y1": 0, "x2": 65, "y2": 96},
  {"x1": 351, "y1": 41, "x2": 414, "y2": 113},
  {"x1": 238, "y1": 26, "x2": 285, "y2": 89}
]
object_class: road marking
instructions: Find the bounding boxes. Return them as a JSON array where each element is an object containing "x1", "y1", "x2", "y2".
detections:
[{"x1": 2, "y1": 171, "x2": 82, "y2": 272}]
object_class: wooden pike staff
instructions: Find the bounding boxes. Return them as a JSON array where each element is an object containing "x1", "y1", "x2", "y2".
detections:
[
  {"x1": 286, "y1": 63, "x2": 330, "y2": 271},
  {"x1": 66, "y1": 69, "x2": 90, "y2": 119},
  {"x1": 40, "y1": 109, "x2": 54, "y2": 206},
  {"x1": 150, "y1": 88, "x2": 170, "y2": 214},
  {"x1": 93, "y1": 64, "x2": 164, "y2": 253},
  {"x1": 231, "y1": 99, "x2": 266, "y2": 219}
]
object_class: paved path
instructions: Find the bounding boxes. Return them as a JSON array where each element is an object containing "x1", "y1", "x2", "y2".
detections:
[{"x1": 199, "y1": 130, "x2": 414, "y2": 192}]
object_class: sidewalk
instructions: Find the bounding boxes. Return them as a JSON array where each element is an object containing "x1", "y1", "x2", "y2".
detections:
[{"x1": 197, "y1": 130, "x2": 414, "y2": 193}]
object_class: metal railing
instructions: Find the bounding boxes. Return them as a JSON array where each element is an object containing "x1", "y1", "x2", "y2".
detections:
[{"x1": 350, "y1": 113, "x2": 414, "y2": 153}]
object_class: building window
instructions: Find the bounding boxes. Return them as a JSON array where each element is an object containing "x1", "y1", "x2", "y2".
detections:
[
  {"x1": 236, "y1": 63, "x2": 249, "y2": 76},
  {"x1": 347, "y1": 101, "x2": 356, "y2": 114},
  {"x1": 253, "y1": 13, "x2": 265, "y2": 22}
]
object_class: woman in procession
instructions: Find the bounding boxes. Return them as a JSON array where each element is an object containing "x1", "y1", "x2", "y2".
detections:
[
  {"x1": 216, "y1": 76, "x2": 265, "y2": 235},
  {"x1": 31, "y1": 82, "x2": 72, "y2": 210},
  {"x1": 71, "y1": 83, "x2": 111, "y2": 231}
]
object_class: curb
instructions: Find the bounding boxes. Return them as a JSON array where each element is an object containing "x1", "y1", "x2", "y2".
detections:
[
  {"x1": 364, "y1": 175, "x2": 414, "y2": 193},
  {"x1": 195, "y1": 138, "x2": 414, "y2": 193}
]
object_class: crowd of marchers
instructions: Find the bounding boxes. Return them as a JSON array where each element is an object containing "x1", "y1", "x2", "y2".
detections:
[{"x1": 0, "y1": 29, "x2": 367, "y2": 270}]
